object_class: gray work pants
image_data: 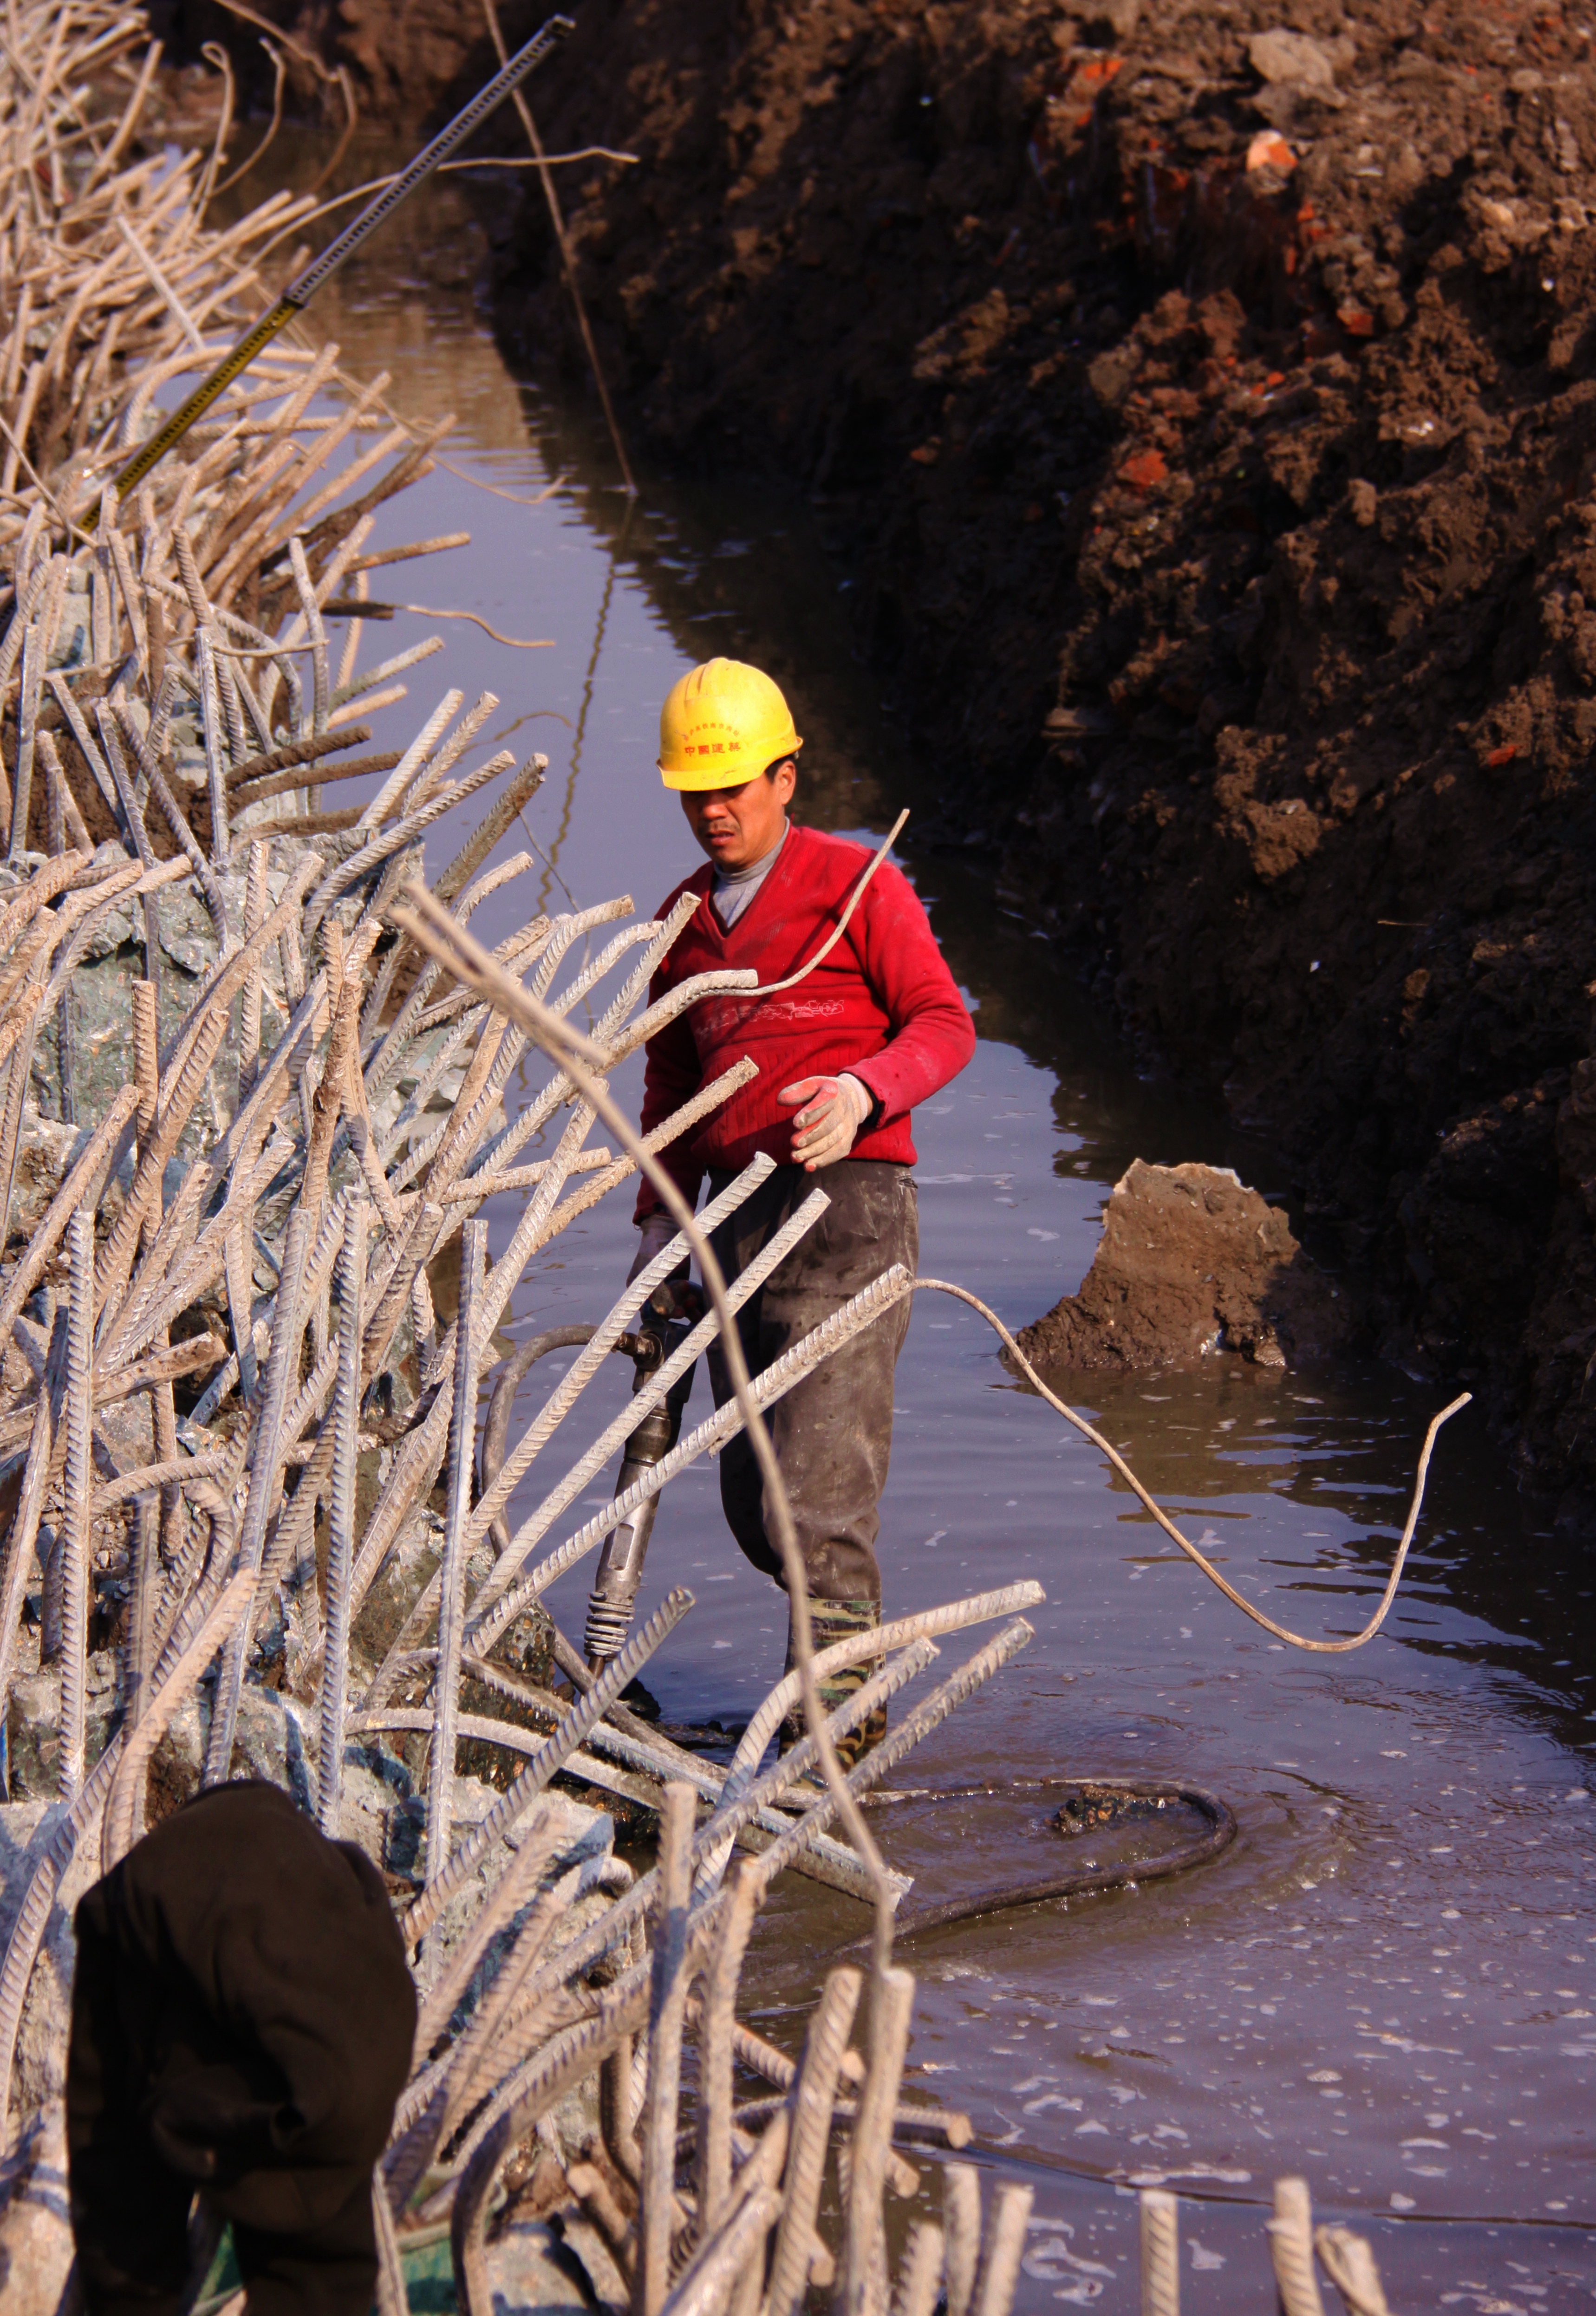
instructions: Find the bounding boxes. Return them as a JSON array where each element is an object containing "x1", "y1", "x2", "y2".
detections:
[{"x1": 704, "y1": 1160, "x2": 918, "y2": 1604}]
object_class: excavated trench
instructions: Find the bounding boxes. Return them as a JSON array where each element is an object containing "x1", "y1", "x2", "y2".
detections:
[
  {"x1": 473, "y1": 0, "x2": 1596, "y2": 1538},
  {"x1": 180, "y1": 0, "x2": 1596, "y2": 1528},
  {"x1": 165, "y1": 109, "x2": 1596, "y2": 2299}
]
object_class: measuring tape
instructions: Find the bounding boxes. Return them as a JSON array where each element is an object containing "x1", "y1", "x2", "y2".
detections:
[{"x1": 88, "y1": 10, "x2": 574, "y2": 528}]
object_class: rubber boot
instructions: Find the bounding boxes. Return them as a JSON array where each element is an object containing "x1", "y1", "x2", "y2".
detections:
[{"x1": 777, "y1": 1596, "x2": 886, "y2": 1772}]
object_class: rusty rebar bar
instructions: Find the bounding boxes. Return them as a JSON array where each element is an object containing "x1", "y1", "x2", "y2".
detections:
[
  {"x1": 693, "y1": 1858, "x2": 762, "y2": 2241},
  {"x1": 844, "y1": 1967, "x2": 916, "y2": 2316},
  {"x1": 425, "y1": 1214, "x2": 485, "y2": 1890},
  {"x1": 56, "y1": 1208, "x2": 94, "y2": 1802},
  {"x1": 317, "y1": 1191, "x2": 365, "y2": 1837},
  {"x1": 636, "y1": 1781, "x2": 696, "y2": 2316},
  {"x1": 203, "y1": 1203, "x2": 310, "y2": 1785},
  {"x1": 765, "y1": 1966, "x2": 862, "y2": 2316}
]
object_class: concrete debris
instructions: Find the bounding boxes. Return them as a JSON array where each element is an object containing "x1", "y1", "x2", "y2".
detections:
[{"x1": 0, "y1": 2100, "x2": 73, "y2": 2316}]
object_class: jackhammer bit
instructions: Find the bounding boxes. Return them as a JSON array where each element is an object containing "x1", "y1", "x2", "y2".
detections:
[{"x1": 583, "y1": 1279, "x2": 704, "y2": 1678}]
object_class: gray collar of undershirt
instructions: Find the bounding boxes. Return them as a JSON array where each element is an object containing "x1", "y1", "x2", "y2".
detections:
[
  {"x1": 711, "y1": 820, "x2": 789, "y2": 923},
  {"x1": 714, "y1": 819, "x2": 789, "y2": 887}
]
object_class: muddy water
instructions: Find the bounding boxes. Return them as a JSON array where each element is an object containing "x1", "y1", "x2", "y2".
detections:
[{"x1": 224, "y1": 156, "x2": 1595, "y2": 2307}]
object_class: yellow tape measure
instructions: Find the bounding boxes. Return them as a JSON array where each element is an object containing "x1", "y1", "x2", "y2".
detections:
[
  {"x1": 82, "y1": 12, "x2": 573, "y2": 535},
  {"x1": 95, "y1": 299, "x2": 297, "y2": 523}
]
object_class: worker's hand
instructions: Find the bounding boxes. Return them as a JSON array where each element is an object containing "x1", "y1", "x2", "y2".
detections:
[
  {"x1": 778, "y1": 1073, "x2": 875, "y2": 1171},
  {"x1": 627, "y1": 1210, "x2": 676, "y2": 1285}
]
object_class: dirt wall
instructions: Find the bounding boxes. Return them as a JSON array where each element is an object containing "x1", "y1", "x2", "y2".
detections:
[{"x1": 143, "y1": 0, "x2": 536, "y2": 127}]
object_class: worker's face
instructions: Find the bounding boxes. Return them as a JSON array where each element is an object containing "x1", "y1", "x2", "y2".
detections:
[{"x1": 680, "y1": 761, "x2": 796, "y2": 871}]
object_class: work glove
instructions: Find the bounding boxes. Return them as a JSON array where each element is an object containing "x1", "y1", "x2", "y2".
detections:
[
  {"x1": 779, "y1": 1073, "x2": 876, "y2": 1172},
  {"x1": 627, "y1": 1210, "x2": 677, "y2": 1285}
]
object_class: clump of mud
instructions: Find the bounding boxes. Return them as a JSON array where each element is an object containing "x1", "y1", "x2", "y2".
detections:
[{"x1": 1011, "y1": 1158, "x2": 1350, "y2": 1374}]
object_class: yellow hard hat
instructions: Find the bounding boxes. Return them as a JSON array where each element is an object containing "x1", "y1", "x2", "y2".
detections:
[{"x1": 657, "y1": 658, "x2": 803, "y2": 790}]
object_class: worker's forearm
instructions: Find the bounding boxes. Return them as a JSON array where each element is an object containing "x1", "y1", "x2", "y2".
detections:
[
  {"x1": 634, "y1": 1002, "x2": 707, "y2": 1221},
  {"x1": 632, "y1": 1147, "x2": 705, "y2": 1224},
  {"x1": 848, "y1": 995, "x2": 977, "y2": 1125}
]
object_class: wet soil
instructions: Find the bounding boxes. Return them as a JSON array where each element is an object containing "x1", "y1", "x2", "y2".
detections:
[
  {"x1": 394, "y1": 0, "x2": 1596, "y2": 1530},
  {"x1": 1011, "y1": 1158, "x2": 1352, "y2": 1373}
]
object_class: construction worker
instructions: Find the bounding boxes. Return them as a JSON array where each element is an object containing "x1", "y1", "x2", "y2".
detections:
[{"x1": 631, "y1": 658, "x2": 976, "y2": 1758}]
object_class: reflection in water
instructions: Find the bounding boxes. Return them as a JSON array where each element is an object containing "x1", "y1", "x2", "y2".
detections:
[
  {"x1": 540, "y1": 531, "x2": 620, "y2": 916},
  {"x1": 212, "y1": 146, "x2": 1596, "y2": 2299}
]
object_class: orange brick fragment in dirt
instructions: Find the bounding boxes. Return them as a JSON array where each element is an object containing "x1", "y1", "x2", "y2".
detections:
[
  {"x1": 1338, "y1": 306, "x2": 1376, "y2": 338},
  {"x1": 1486, "y1": 743, "x2": 1519, "y2": 767},
  {"x1": 1120, "y1": 449, "x2": 1167, "y2": 490},
  {"x1": 1247, "y1": 130, "x2": 1296, "y2": 173}
]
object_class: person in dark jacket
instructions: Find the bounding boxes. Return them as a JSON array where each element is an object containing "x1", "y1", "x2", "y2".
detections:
[
  {"x1": 66, "y1": 1781, "x2": 416, "y2": 2316},
  {"x1": 631, "y1": 658, "x2": 977, "y2": 1755}
]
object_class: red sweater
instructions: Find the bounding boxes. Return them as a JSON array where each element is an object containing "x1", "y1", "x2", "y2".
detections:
[{"x1": 634, "y1": 824, "x2": 976, "y2": 1220}]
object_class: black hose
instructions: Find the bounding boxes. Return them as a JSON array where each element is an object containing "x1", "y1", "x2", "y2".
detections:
[
  {"x1": 478, "y1": 1326, "x2": 597, "y2": 1553},
  {"x1": 882, "y1": 1777, "x2": 1238, "y2": 1943}
]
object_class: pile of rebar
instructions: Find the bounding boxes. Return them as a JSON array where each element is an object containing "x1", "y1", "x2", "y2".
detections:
[{"x1": 0, "y1": 14, "x2": 1069, "y2": 2312}]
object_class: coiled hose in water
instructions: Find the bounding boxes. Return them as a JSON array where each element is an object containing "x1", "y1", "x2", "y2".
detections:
[{"x1": 879, "y1": 1777, "x2": 1238, "y2": 1943}]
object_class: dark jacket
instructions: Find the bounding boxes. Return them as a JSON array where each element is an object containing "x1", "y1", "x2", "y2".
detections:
[{"x1": 68, "y1": 1780, "x2": 415, "y2": 2238}]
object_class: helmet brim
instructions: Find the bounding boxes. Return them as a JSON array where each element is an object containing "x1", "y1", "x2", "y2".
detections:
[{"x1": 658, "y1": 737, "x2": 802, "y2": 792}]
